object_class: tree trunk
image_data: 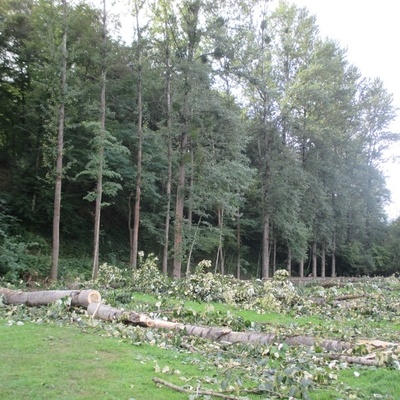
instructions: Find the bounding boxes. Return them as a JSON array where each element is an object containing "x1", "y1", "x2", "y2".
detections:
[
  {"x1": 162, "y1": 48, "x2": 172, "y2": 275},
  {"x1": 331, "y1": 232, "x2": 336, "y2": 277},
  {"x1": 312, "y1": 241, "x2": 317, "y2": 277},
  {"x1": 5, "y1": 290, "x2": 397, "y2": 358},
  {"x1": 162, "y1": 135, "x2": 172, "y2": 275},
  {"x1": 236, "y1": 208, "x2": 241, "y2": 279},
  {"x1": 172, "y1": 87, "x2": 189, "y2": 278},
  {"x1": 92, "y1": 0, "x2": 107, "y2": 280},
  {"x1": 321, "y1": 240, "x2": 326, "y2": 278},
  {"x1": 215, "y1": 206, "x2": 224, "y2": 274},
  {"x1": 272, "y1": 240, "x2": 277, "y2": 275},
  {"x1": 86, "y1": 302, "x2": 353, "y2": 351},
  {"x1": 130, "y1": 0, "x2": 143, "y2": 271},
  {"x1": 287, "y1": 248, "x2": 292, "y2": 276},
  {"x1": 186, "y1": 217, "x2": 202, "y2": 275},
  {"x1": 173, "y1": 149, "x2": 186, "y2": 278},
  {"x1": 172, "y1": 3, "x2": 200, "y2": 279},
  {"x1": 299, "y1": 258, "x2": 304, "y2": 278},
  {"x1": 262, "y1": 212, "x2": 270, "y2": 278},
  {"x1": 0, "y1": 288, "x2": 101, "y2": 308},
  {"x1": 51, "y1": 0, "x2": 67, "y2": 281}
]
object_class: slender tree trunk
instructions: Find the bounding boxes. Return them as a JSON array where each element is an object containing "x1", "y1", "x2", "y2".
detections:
[
  {"x1": 162, "y1": 51, "x2": 172, "y2": 275},
  {"x1": 187, "y1": 148, "x2": 194, "y2": 226},
  {"x1": 215, "y1": 207, "x2": 224, "y2": 275},
  {"x1": 92, "y1": 0, "x2": 107, "y2": 280},
  {"x1": 51, "y1": 0, "x2": 67, "y2": 281},
  {"x1": 299, "y1": 258, "x2": 304, "y2": 278},
  {"x1": 272, "y1": 239, "x2": 277, "y2": 275},
  {"x1": 172, "y1": 4, "x2": 199, "y2": 279},
  {"x1": 287, "y1": 248, "x2": 292, "y2": 276},
  {"x1": 331, "y1": 232, "x2": 336, "y2": 277},
  {"x1": 186, "y1": 217, "x2": 202, "y2": 275},
  {"x1": 173, "y1": 144, "x2": 186, "y2": 278},
  {"x1": 173, "y1": 80, "x2": 190, "y2": 278},
  {"x1": 262, "y1": 212, "x2": 270, "y2": 279},
  {"x1": 312, "y1": 241, "x2": 317, "y2": 277},
  {"x1": 130, "y1": 0, "x2": 143, "y2": 270},
  {"x1": 236, "y1": 208, "x2": 241, "y2": 279},
  {"x1": 321, "y1": 240, "x2": 326, "y2": 278}
]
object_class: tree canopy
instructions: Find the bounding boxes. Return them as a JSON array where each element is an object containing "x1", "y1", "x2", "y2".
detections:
[{"x1": 0, "y1": 0, "x2": 398, "y2": 282}]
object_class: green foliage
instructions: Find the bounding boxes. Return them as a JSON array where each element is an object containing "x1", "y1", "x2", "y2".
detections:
[
  {"x1": 0, "y1": 0, "x2": 398, "y2": 282},
  {"x1": 0, "y1": 198, "x2": 49, "y2": 282}
]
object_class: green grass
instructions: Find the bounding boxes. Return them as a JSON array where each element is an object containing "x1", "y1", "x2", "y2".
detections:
[
  {"x1": 130, "y1": 291, "x2": 323, "y2": 326},
  {"x1": 0, "y1": 320, "x2": 216, "y2": 400},
  {"x1": 310, "y1": 368, "x2": 400, "y2": 400}
]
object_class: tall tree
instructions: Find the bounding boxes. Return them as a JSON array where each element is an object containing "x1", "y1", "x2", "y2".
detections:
[
  {"x1": 91, "y1": 0, "x2": 107, "y2": 280},
  {"x1": 171, "y1": 0, "x2": 203, "y2": 278},
  {"x1": 51, "y1": 0, "x2": 67, "y2": 281},
  {"x1": 129, "y1": 0, "x2": 145, "y2": 270},
  {"x1": 149, "y1": 0, "x2": 175, "y2": 275}
]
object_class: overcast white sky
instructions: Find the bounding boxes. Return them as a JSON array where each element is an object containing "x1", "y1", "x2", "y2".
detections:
[{"x1": 285, "y1": 0, "x2": 400, "y2": 219}]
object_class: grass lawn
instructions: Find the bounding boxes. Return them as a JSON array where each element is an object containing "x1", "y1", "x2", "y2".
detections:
[{"x1": 0, "y1": 320, "x2": 215, "y2": 400}]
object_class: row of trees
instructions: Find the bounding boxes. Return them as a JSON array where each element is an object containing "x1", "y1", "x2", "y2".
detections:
[{"x1": 0, "y1": 0, "x2": 399, "y2": 281}]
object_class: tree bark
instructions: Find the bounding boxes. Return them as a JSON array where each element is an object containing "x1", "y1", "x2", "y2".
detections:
[
  {"x1": 92, "y1": 0, "x2": 107, "y2": 280},
  {"x1": 299, "y1": 258, "x2": 304, "y2": 278},
  {"x1": 85, "y1": 302, "x2": 352, "y2": 351},
  {"x1": 262, "y1": 212, "x2": 270, "y2": 279},
  {"x1": 162, "y1": 39, "x2": 172, "y2": 275},
  {"x1": 312, "y1": 241, "x2": 317, "y2": 277},
  {"x1": 51, "y1": 0, "x2": 67, "y2": 281},
  {"x1": 272, "y1": 240, "x2": 277, "y2": 275},
  {"x1": 287, "y1": 248, "x2": 292, "y2": 276},
  {"x1": 130, "y1": 0, "x2": 143, "y2": 271},
  {"x1": 0, "y1": 288, "x2": 101, "y2": 308},
  {"x1": 321, "y1": 240, "x2": 326, "y2": 278},
  {"x1": 236, "y1": 208, "x2": 241, "y2": 279},
  {"x1": 215, "y1": 206, "x2": 225, "y2": 274},
  {"x1": 331, "y1": 232, "x2": 336, "y2": 277}
]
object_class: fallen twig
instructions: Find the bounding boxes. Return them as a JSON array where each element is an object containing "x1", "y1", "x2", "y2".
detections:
[
  {"x1": 318, "y1": 353, "x2": 379, "y2": 366},
  {"x1": 152, "y1": 377, "x2": 247, "y2": 399}
]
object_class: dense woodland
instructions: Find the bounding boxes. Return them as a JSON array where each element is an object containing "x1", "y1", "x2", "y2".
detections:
[{"x1": 0, "y1": 0, "x2": 399, "y2": 283}]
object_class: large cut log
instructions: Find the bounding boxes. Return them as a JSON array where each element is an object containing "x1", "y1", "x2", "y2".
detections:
[
  {"x1": 86, "y1": 302, "x2": 351, "y2": 351},
  {"x1": 0, "y1": 288, "x2": 101, "y2": 307},
  {"x1": 183, "y1": 324, "x2": 352, "y2": 351},
  {"x1": 86, "y1": 302, "x2": 183, "y2": 329}
]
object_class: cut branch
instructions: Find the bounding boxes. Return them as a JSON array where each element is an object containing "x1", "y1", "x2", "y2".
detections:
[
  {"x1": 152, "y1": 377, "x2": 249, "y2": 400},
  {"x1": 320, "y1": 353, "x2": 380, "y2": 367}
]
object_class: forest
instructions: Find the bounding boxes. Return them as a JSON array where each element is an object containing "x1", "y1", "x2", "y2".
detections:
[{"x1": 0, "y1": 0, "x2": 399, "y2": 283}]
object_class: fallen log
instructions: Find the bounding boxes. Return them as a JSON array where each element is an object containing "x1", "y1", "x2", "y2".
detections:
[
  {"x1": 3, "y1": 290, "x2": 396, "y2": 358},
  {"x1": 0, "y1": 288, "x2": 101, "y2": 308},
  {"x1": 86, "y1": 302, "x2": 183, "y2": 329},
  {"x1": 183, "y1": 324, "x2": 352, "y2": 351},
  {"x1": 86, "y1": 302, "x2": 352, "y2": 351}
]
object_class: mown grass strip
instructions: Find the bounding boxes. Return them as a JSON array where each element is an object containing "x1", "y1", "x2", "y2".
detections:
[{"x1": 0, "y1": 320, "x2": 214, "y2": 400}]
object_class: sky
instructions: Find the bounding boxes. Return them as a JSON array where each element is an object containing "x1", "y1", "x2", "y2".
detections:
[{"x1": 285, "y1": 0, "x2": 400, "y2": 219}]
